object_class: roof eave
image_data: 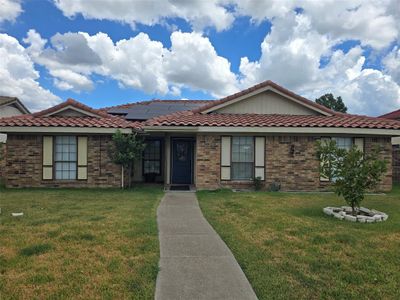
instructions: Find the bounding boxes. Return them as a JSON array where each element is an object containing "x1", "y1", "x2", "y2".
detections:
[{"x1": 143, "y1": 125, "x2": 400, "y2": 136}]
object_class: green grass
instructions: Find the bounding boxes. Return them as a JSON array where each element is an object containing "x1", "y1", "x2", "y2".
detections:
[
  {"x1": 19, "y1": 243, "x2": 53, "y2": 256},
  {"x1": 197, "y1": 186, "x2": 400, "y2": 300},
  {"x1": 0, "y1": 186, "x2": 163, "y2": 299}
]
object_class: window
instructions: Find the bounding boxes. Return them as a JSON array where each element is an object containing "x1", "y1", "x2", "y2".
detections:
[
  {"x1": 55, "y1": 136, "x2": 77, "y2": 180},
  {"x1": 332, "y1": 137, "x2": 353, "y2": 150},
  {"x1": 231, "y1": 136, "x2": 254, "y2": 180},
  {"x1": 143, "y1": 140, "x2": 161, "y2": 174}
]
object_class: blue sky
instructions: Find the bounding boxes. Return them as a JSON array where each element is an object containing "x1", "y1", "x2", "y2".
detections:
[{"x1": 0, "y1": 0, "x2": 399, "y2": 115}]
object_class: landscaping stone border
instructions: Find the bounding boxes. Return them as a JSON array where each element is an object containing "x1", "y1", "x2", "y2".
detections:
[{"x1": 323, "y1": 206, "x2": 388, "y2": 223}]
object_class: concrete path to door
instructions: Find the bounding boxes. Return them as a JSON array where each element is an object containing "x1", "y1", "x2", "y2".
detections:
[{"x1": 155, "y1": 191, "x2": 258, "y2": 300}]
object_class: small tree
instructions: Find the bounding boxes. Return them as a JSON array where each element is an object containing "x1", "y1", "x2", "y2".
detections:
[
  {"x1": 316, "y1": 93, "x2": 348, "y2": 113},
  {"x1": 108, "y1": 130, "x2": 145, "y2": 188},
  {"x1": 317, "y1": 140, "x2": 387, "y2": 215}
]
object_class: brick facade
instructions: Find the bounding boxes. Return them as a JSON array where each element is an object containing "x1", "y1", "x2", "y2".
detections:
[
  {"x1": 3, "y1": 133, "x2": 393, "y2": 191},
  {"x1": 5, "y1": 134, "x2": 122, "y2": 188},
  {"x1": 195, "y1": 134, "x2": 393, "y2": 192},
  {"x1": 364, "y1": 137, "x2": 393, "y2": 191},
  {"x1": 195, "y1": 135, "x2": 221, "y2": 190}
]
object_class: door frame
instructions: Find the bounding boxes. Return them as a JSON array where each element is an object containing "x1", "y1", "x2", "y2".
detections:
[{"x1": 170, "y1": 137, "x2": 195, "y2": 185}]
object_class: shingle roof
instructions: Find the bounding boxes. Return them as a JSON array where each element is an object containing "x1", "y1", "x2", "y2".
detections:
[
  {"x1": 192, "y1": 80, "x2": 337, "y2": 116},
  {"x1": 101, "y1": 99, "x2": 214, "y2": 113},
  {"x1": 379, "y1": 109, "x2": 400, "y2": 120},
  {"x1": 145, "y1": 111, "x2": 400, "y2": 129},
  {"x1": 104, "y1": 99, "x2": 215, "y2": 120}
]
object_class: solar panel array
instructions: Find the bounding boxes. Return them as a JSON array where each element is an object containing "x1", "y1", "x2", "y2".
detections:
[{"x1": 107, "y1": 101, "x2": 208, "y2": 120}]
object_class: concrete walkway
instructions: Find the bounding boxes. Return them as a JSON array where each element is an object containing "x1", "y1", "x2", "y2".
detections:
[{"x1": 155, "y1": 192, "x2": 258, "y2": 300}]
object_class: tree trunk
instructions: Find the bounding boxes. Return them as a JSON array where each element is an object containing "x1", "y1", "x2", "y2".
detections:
[{"x1": 351, "y1": 203, "x2": 356, "y2": 216}]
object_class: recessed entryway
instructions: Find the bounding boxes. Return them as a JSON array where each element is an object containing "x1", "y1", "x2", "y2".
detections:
[{"x1": 171, "y1": 138, "x2": 194, "y2": 185}]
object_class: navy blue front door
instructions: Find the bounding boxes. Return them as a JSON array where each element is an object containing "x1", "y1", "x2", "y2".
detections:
[{"x1": 171, "y1": 139, "x2": 193, "y2": 184}]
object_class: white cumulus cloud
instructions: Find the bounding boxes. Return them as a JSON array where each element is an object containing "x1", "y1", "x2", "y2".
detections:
[
  {"x1": 54, "y1": 0, "x2": 234, "y2": 31},
  {"x1": 238, "y1": 11, "x2": 400, "y2": 116},
  {"x1": 0, "y1": 0, "x2": 22, "y2": 23},
  {"x1": 0, "y1": 33, "x2": 60, "y2": 111},
  {"x1": 25, "y1": 30, "x2": 238, "y2": 98}
]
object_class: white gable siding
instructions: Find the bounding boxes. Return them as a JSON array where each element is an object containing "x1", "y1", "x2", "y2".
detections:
[
  {"x1": 53, "y1": 108, "x2": 90, "y2": 117},
  {"x1": 214, "y1": 91, "x2": 320, "y2": 115},
  {"x1": 0, "y1": 104, "x2": 24, "y2": 117}
]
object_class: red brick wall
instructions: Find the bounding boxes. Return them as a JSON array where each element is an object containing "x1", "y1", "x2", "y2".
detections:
[
  {"x1": 364, "y1": 137, "x2": 393, "y2": 191},
  {"x1": 195, "y1": 134, "x2": 393, "y2": 192},
  {"x1": 5, "y1": 134, "x2": 122, "y2": 188}
]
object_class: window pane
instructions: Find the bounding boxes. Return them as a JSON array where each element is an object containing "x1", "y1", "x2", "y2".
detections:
[
  {"x1": 144, "y1": 161, "x2": 160, "y2": 174},
  {"x1": 333, "y1": 137, "x2": 352, "y2": 150},
  {"x1": 232, "y1": 137, "x2": 253, "y2": 163},
  {"x1": 232, "y1": 162, "x2": 254, "y2": 180},
  {"x1": 231, "y1": 137, "x2": 254, "y2": 180},
  {"x1": 143, "y1": 140, "x2": 161, "y2": 174},
  {"x1": 54, "y1": 136, "x2": 77, "y2": 180}
]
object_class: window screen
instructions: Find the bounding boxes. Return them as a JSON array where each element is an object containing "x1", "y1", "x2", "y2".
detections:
[
  {"x1": 55, "y1": 136, "x2": 77, "y2": 180},
  {"x1": 143, "y1": 140, "x2": 161, "y2": 174},
  {"x1": 231, "y1": 136, "x2": 254, "y2": 180}
]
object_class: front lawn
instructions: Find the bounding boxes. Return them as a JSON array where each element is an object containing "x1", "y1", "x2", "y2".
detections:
[
  {"x1": 197, "y1": 186, "x2": 400, "y2": 299},
  {"x1": 0, "y1": 186, "x2": 163, "y2": 299}
]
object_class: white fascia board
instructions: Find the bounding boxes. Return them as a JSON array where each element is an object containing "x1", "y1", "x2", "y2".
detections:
[
  {"x1": 143, "y1": 126, "x2": 400, "y2": 136},
  {"x1": 0, "y1": 126, "x2": 133, "y2": 134}
]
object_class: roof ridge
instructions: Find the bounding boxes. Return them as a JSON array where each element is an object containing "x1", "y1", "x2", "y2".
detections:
[
  {"x1": 33, "y1": 98, "x2": 111, "y2": 118},
  {"x1": 100, "y1": 99, "x2": 215, "y2": 112},
  {"x1": 379, "y1": 108, "x2": 400, "y2": 119}
]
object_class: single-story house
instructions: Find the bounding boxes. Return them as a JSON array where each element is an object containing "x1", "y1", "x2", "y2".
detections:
[
  {"x1": 1, "y1": 80, "x2": 399, "y2": 191},
  {"x1": 379, "y1": 109, "x2": 400, "y2": 184}
]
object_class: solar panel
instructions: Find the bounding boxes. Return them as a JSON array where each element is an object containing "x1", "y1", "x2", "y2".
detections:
[
  {"x1": 108, "y1": 100, "x2": 210, "y2": 120},
  {"x1": 107, "y1": 108, "x2": 130, "y2": 114}
]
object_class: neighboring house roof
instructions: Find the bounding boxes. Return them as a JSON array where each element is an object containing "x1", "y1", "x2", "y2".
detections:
[
  {"x1": 379, "y1": 109, "x2": 400, "y2": 120},
  {"x1": 0, "y1": 96, "x2": 30, "y2": 114},
  {"x1": 193, "y1": 80, "x2": 336, "y2": 116},
  {"x1": 145, "y1": 111, "x2": 400, "y2": 129},
  {"x1": 0, "y1": 99, "x2": 141, "y2": 131}
]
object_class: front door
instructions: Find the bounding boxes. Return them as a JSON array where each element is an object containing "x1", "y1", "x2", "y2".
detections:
[{"x1": 171, "y1": 139, "x2": 193, "y2": 184}]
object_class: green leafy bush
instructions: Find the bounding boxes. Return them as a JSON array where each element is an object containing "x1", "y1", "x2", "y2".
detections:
[
  {"x1": 254, "y1": 176, "x2": 263, "y2": 191},
  {"x1": 317, "y1": 140, "x2": 387, "y2": 215}
]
